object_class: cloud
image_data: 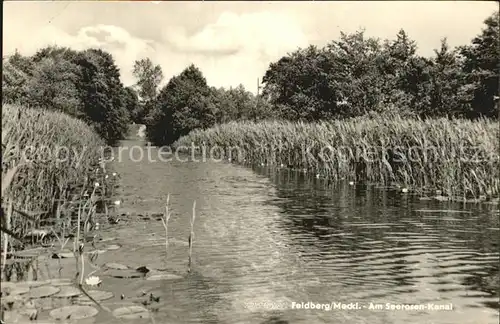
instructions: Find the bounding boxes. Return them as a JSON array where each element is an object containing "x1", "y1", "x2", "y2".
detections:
[
  {"x1": 4, "y1": 2, "x2": 496, "y2": 93},
  {"x1": 165, "y1": 11, "x2": 307, "y2": 58},
  {"x1": 3, "y1": 10, "x2": 308, "y2": 93},
  {"x1": 160, "y1": 11, "x2": 308, "y2": 91}
]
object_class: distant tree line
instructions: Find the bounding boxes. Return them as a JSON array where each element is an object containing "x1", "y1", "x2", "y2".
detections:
[
  {"x1": 2, "y1": 47, "x2": 132, "y2": 145},
  {"x1": 3, "y1": 11, "x2": 498, "y2": 146},
  {"x1": 261, "y1": 11, "x2": 499, "y2": 121}
]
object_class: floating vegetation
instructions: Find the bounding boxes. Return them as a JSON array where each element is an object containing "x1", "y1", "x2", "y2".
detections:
[
  {"x1": 104, "y1": 263, "x2": 129, "y2": 270},
  {"x1": 84, "y1": 276, "x2": 102, "y2": 287},
  {"x1": 105, "y1": 244, "x2": 121, "y2": 251},
  {"x1": 75, "y1": 290, "x2": 114, "y2": 305},
  {"x1": 103, "y1": 269, "x2": 145, "y2": 279},
  {"x1": 26, "y1": 285, "x2": 60, "y2": 299},
  {"x1": 53, "y1": 286, "x2": 82, "y2": 298},
  {"x1": 146, "y1": 272, "x2": 183, "y2": 281},
  {"x1": 49, "y1": 305, "x2": 99, "y2": 321},
  {"x1": 46, "y1": 278, "x2": 73, "y2": 286},
  {"x1": 51, "y1": 251, "x2": 75, "y2": 259},
  {"x1": 112, "y1": 305, "x2": 150, "y2": 320}
]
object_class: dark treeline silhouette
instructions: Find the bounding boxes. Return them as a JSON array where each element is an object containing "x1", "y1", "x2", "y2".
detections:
[
  {"x1": 3, "y1": 11, "x2": 498, "y2": 146},
  {"x1": 3, "y1": 47, "x2": 131, "y2": 146}
]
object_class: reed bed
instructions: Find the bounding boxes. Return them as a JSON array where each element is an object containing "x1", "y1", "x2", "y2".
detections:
[
  {"x1": 1, "y1": 104, "x2": 118, "y2": 245},
  {"x1": 173, "y1": 115, "x2": 499, "y2": 200}
]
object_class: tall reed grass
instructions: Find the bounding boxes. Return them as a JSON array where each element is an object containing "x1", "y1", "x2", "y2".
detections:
[
  {"x1": 1, "y1": 104, "x2": 109, "y2": 240},
  {"x1": 173, "y1": 114, "x2": 499, "y2": 200}
]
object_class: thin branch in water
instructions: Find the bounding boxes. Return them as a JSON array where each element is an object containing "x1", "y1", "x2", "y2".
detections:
[
  {"x1": 188, "y1": 200, "x2": 196, "y2": 273},
  {"x1": 161, "y1": 194, "x2": 172, "y2": 261}
]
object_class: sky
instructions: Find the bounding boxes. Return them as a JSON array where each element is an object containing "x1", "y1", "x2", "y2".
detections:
[{"x1": 3, "y1": 1, "x2": 498, "y2": 94}]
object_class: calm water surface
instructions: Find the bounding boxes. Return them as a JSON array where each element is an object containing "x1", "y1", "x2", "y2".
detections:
[{"x1": 99, "y1": 140, "x2": 499, "y2": 324}]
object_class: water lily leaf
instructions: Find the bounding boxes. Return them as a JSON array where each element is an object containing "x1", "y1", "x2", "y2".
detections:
[
  {"x1": 76, "y1": 290, "x2": 114, "y2": 305},
  {"x1": 46, "y1": 278, "x2": 73, "y2": 286},
  {"x1": 104, "y1": 262, "x2": 128, "y2": 270},
  {"x1": 104, "y1": 269, "x2": 144, "y2": 278},
  {"x1": 9, "y1": 287, "x2": 30, "y2": 295},
  {"x1": 1, "y1": 281, "x2": 17, "y2": 292},
  {"x1": 146, "y1": 273, "x2": 182, "y2": 281},
  {"x1": 98, "y1": 237, "x2": 117, "y2": 243},
  {"x1": 53, "y1": 286, "x2": 82, "y2": 298},
  {"x1": 2, "y1": 309, "x2": 39, "y2": 323},
  {"x1": 18, "y1": 280, "x2": 48, "y2": 289},
  {"x1": 28, "y1": 286, "x2": 60, "y2": 298},
  {"x1": 52, "y1": 250, "x2": 75, "y2": 259},
  {"x1": 1, "y1": 295, "x2": 25, "y2": 310},
  {"x1": 49, "y1": 305, "x2": 98, "y2": 320},
  {"x1": 105, "y1": 244, "x2": 121, "y2": 251},
  {"x1": 84, "y1": 249, "x2": 107, "y2": 255},
  {"x1": 112, "y1": 305, "x2": 150, "y2": 319},
  {"x1": 11, "y1": 247, "x2": 47, "y2": 258}
]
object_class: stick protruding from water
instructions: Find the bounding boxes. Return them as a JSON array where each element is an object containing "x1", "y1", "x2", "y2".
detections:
[
  {"x1": 187, "y1": 200, "x2": 196, "y2": 273},
  {"x1": 161, "y1": 194, "x2": 172, "y2": 261}
]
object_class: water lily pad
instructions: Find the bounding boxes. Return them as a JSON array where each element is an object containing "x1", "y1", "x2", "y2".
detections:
[
  {"x1": 98, "y1": 237, "x2": 117, "y2": 243},
  {"x1": 49, "y1": 305, "x2": 98, "y2": 320},
  {"x1": 46, "y1": 278, "x2": 73, "y2": 286},
  {"x1": 1, "y1": 295, "x2": 25, "y2": 310},
  {"x1": 3, "y1": 309, "x2": 39, "y2": 322},
  {"x1": 104, "y1": 269, "x2": 144, "y2": 278},
  {"x1": 9, "y1": 287, "x2": 30, "y2": 295},
  {"x1": 14, "y1": 280, "x2": 47, "y2": 289},
  {"x1": 85, "y1": 249, "x2": 107, "y2": 255},
  {"x1": 28, "y1": 286, "x2": 60, "y2": 298},
  {"x1": 11, "y1": 247, "x2": 47, "y2": 258},
  {"x1": 112, "y1": 305, "x2": 150, "y2": 319},
  {"x1": 76, "y1": 290, "x2": 114, "y2": 304},
  {"x1": 1, "y1": 282, "x2": 17, "y2": 294},
  {"x1": 146, "y1": 273, "x2": 182, "y2": 281},
  {"x1": 53, "y1": 286, "x2": 82, "y2": 298},
  {"x1": 52, "y1": 250, "x2": 75, "y2": 259},
  {"x1": 104, "y1": 262, "x2": 129, "y2": 270},
  {"x1": 105, "y1": 244, "x2": 121, "y2": 251}
]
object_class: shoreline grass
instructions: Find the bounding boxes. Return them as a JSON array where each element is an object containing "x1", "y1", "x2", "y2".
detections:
[
  {"x1": 172, "y1": 114, "x2": 499, "y2": 201},
  {"x1": 1, "y1": 104, "x2": 120, "y2": 248}
]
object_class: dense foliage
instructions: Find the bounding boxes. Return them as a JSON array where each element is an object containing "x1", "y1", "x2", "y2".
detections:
[
  {"x1": 3, "y1": 47, "x2": 131, "y2": 146},
  {"x1": 3, "y1": 11, "x2": 498, "y2": 147},
  {"x1": 262, "y1": 11, "x2": 499, "y2": 120}
]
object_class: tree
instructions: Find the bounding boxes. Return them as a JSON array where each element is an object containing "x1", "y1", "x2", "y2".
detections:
[
  {"x1": 146, "y1": 64, "x2": 216, "y2": 145},
  {"x1": 422, "y1": 38, "x2": 471, "y2": 117},
  {"x1": 24, "y1": 56, "x2": 82, "y2": 117},
  {"x1": 122, "y1": 86, "x2": 140, "y2": 123},
  {"x1": 133, "y1": 58, "x2": 163, "y2": 102},
  {"x1": 132, "y1": 58, "x2": 163, "y2": 123},
  {"x1": 262, "y1": 45, "x2": 340, "y2": 120},
  {"x1": 74, "y1": 49, "x2": 130, "y2": 145},
  {"x1": 325, "y1": 30, "x2": 386, "y2": 117},
  {"x1": 2, "y1": 51, "x2": 33, "y2": 105},
  {"x1": 460, "y1": 11, "x2": 499, "y2": 118}
]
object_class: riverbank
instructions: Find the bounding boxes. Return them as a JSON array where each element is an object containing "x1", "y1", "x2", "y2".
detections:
[
  {"x1": 172, "y1": 115, "x2": 499, "y2": 203},
  {"x1": 1, "y1": 104, "x2": 122, "y2": 278}
]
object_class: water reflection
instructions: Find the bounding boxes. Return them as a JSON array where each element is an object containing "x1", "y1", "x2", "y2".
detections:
[{"x1": 109, "y1": 141, "x2": 498, "y2": 324}]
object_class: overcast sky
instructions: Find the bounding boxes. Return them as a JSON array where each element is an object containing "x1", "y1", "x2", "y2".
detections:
[{"x1": 3, "y1": 1, "x2": 497, "y2": 93}]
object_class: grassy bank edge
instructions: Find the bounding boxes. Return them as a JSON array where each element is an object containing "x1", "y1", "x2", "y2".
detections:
[{"x1": 172, "y1": 115, "x2": 499, "y2": 203}]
